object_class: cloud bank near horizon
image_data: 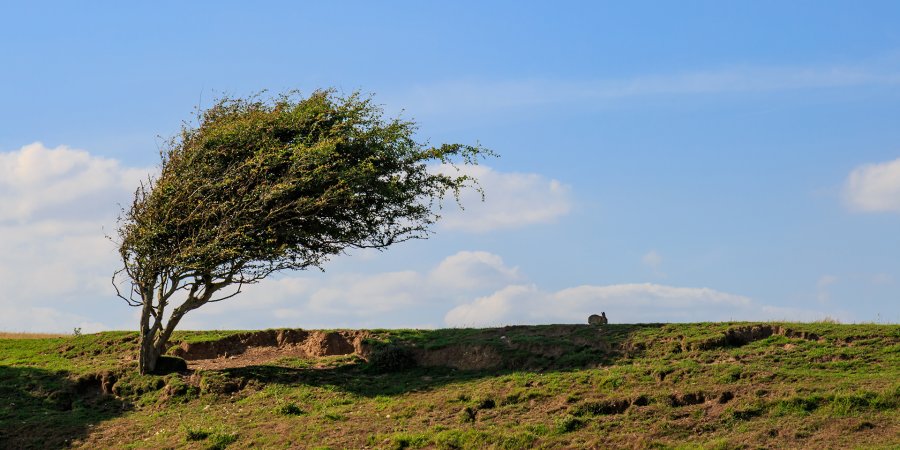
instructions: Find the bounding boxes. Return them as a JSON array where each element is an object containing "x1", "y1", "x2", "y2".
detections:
[
  {"x1": 0, "y1": 142, "x2": 868, "y2": 332},
  {"x1": 184, "y1": 249, "x2": 847, "y2": 331}
]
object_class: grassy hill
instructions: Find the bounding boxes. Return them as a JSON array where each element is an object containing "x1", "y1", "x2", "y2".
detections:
[{"x1": 0, "y1": 322, "x2": 897, "y2": 449}]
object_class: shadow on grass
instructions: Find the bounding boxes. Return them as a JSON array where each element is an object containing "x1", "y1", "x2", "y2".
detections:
[
  {"x1": 224, "y1": 362, "x2": 528, "y2": 398},
  {"x1": 221, "y1": 323, "x2": 667, "y2": 398},
  {"x1": 0, "y1": 366, "x2": 127, "y2": 449}
]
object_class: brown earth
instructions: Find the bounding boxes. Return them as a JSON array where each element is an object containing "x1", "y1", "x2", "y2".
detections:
[
  {"x1": 170, "y1": 329, "x2": 373, "y2": 370},
  {"x1": 410, "y1": 344, "x2": 504, "y2": 371},
  {"x1": 170, "y1": 325, "x2": 617, "y2": 371},
  {"x1": 167, "y1": 324, "x2": 821, "y2": 372}
]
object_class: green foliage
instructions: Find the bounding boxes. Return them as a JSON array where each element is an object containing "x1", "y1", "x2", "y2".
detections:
[
  {"x1": 121, "y1": 90, "x2": 490, "y2": 278},
  {"x1": 115, "y1": 89, "x2": 492, "y2": 373}
]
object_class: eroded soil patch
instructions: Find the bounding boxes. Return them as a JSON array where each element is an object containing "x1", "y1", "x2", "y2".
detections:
[
  {"x1": 170, "y1": 329, "x2": 372, "y2": 369},
  {"x1": 171, "y1": 325, "x2": 618, "y2": 370}
]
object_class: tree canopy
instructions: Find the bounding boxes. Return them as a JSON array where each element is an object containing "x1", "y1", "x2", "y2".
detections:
[{"x1": 115, "y1": 90, "x2": 492, "y2": 373}]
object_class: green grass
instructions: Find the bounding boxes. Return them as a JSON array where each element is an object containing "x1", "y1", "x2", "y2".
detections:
[{"x1": 0, "y1": 322, "x2": 897, "y2": 449}]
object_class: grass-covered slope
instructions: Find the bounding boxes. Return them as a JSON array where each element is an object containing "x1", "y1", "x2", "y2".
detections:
[{"x1": 0, "y1": 323, "x2": 897, "y2": 449}]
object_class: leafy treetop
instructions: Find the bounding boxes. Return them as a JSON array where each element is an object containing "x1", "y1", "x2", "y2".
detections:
[{"x1": 115, "y1": 90, "x2": 492, "y2": 373}]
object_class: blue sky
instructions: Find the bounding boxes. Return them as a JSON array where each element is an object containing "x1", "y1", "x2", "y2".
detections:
[{"x1": 1, "y1": 2, "x2": 899, "y2": 331}]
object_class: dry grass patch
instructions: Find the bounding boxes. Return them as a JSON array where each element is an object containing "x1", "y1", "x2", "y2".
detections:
[{"x1": 0, "y1": 331, "x2": 69, "y2": 339}]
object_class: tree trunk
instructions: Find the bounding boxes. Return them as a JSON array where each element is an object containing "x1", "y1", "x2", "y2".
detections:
[
  {"x1": 137, "y1": 298, "x2": 199, "y2": 374},
  {"x1": 136, "y1": 282, "x2": 215, "y2": 374},
  {"x1": 138, "y1": 292, "x2": 157, "y2": 375},
  {"x1": 139, "y1": 332, "x2": 161, "y2": 374}
]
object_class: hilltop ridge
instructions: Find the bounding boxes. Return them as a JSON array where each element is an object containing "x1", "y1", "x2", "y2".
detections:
[{"x1": 1, "y1": 322, "x2": 897, "y2": 449}]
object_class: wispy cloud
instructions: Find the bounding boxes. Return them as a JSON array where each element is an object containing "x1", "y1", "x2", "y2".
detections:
[
  {"x1": 392, "y1": 63, "x2": 900, "y2": 117},
  {"x1": 817, "y1": 275, "x2": 838, "y2": 303},
  {"x1": 641, "y1": 250, "x2": 666, "y2": 278},
  {"x1": 642, "y1": 251, "x2": 663, "y2": 269}
]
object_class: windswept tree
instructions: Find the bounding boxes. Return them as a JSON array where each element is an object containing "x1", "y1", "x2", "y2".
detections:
[{"x1": 115, "y1": 90, "x2": 491, "y2": 374}]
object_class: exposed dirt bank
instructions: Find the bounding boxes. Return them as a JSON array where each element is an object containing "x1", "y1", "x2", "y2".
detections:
[
  {"x1": 166, "y1": 324, "x2": 832, "y2": 371},
  {"x1": 170, "y1": 330, "x2": 372, "y2": 370},
  {"x1": 169, "y1": 325, "x2": 617, "y2": 371}
]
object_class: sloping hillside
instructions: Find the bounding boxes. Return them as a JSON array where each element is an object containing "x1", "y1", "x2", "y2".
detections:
[{"x1": 1, "y1": 322, "x2": 897, "y2": 449}]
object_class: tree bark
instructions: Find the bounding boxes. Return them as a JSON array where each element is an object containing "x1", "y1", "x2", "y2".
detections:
[
  {"x1": 137, "y1": 282, "x2": 216, "y2": 374},
  {"x1": 138, "y1": 288, "x2": 157, "y2": 374},
  {"x1": 139, "y1": 334, "x2": 160, "y2": 374}
]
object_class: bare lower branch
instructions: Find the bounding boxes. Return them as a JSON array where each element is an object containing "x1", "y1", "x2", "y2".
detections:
[
  {"x1": 207, "y1": 280, "x2": 245, "y2": 303},
  {"x1": 112, "y1": 269, "x2": 142, "y2": 307}
]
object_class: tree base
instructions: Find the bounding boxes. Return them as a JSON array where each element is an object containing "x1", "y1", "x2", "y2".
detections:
[{"x1": 149, "y1": 356, "x2": 188, "y2": 375}]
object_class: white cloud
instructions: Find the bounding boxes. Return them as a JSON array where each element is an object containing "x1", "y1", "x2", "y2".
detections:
[
  {"x1": 202, "y1": 249, "x2": 839, "y2": 329},
  {"x1": 175, "y1": 240, "x2": 864, "y2": 329},
  {"x1": 434, "y1": 165, "x2": 572, "y2": 232},
  {"x1": 444, "y1": 284, "x2": 535, "y2": 327},
  {"x1": 428, "y1": 251, "x2": 519, "y2": 290},
  {"x1": 307, "y1": 271, "x2": 423, "y2": 315},
  {"x1": 0, "y1": 305, "x2": 109, "y2": 334},
  {"x1": 843, "y1": 157, "x2": 900, "y2": 212},
  {"x1": 185, "y1": 250, "x2": 524, "y2": 329},
  {"x1": 0, "y1": 142, "x2": 153, "y2": 332},
  {"x1": 0, "y1": 142, "x2": 149, "y2": 223}
]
